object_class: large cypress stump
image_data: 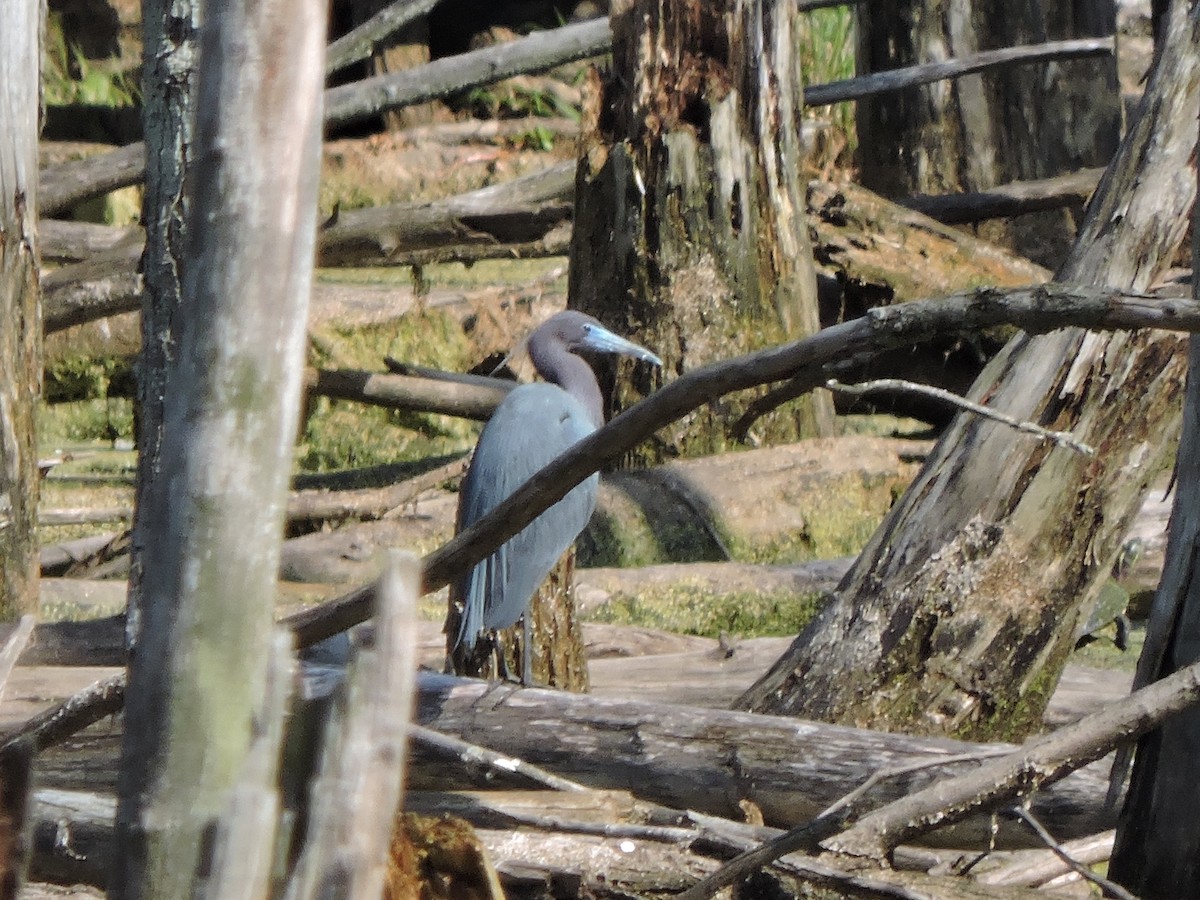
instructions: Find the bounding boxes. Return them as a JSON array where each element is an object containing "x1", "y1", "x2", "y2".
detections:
[{"x1": 570, "y1": 0, "x2": 834, "y2": 460}]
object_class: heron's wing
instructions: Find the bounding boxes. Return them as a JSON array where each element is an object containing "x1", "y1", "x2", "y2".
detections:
[{"x1": 455, "y1": 384, "x2": 599, "y2": 645}]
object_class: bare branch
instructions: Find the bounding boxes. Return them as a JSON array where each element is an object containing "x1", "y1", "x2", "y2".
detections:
[
  {"x1": 804, "y1": 38, "x2": 1114, "y2": 106},
  {"x1": 1005, "y1": 808, "x2": 1134, "y2": 900},
  {"x1": 826, "y1": 378, "x2": 1095, "y2": 455},
  {"x1": 825, "y1": 657, "x2": 1200, "y2": 859},
  {"x1": 325, "y1": 0, "x2": 444, "y2": 76}
]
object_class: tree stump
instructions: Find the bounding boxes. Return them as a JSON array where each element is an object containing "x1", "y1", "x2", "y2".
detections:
[{"x1": 570, "y1": 0, "x2": 834, "y2": 461}]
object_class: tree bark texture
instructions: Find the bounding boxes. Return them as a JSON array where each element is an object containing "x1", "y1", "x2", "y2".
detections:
[
  {"x1": 0, "y1": 0, "x2": 44, "y2": 621},
  {"x1": 1110, "y1": 94, "x2": 1200, "y2": 898},
  {"x1": 740, "y1": 0, "x2": 1200, "y2": 741},
  {"x1": 856, "y1": 0, "x2": 1120, "y2": 267},
  {"x1": 109, "y1": 0, "x2": 328, "y2": 895},
  {"x1": 127, "y1": 0, "x2": 200, "y2": 652},
  {"x1": 571, "y1": 0, "x2": 834, "y2": 461}
]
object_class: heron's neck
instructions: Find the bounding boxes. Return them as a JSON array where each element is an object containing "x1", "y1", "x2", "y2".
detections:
[{"x1": 533, "y1": 345, "x2": 604, "y2": 429}]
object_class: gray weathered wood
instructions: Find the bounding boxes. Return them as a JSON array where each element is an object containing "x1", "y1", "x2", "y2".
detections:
[
  {"x1": 410, "y1": 672, "x2": 1115, "y2": 844},
  {"x1": 0, "y1": 0, "x2": 43, "y2": 621},
  {"x1": 286, "y1": 553, "x2": 419, "y2": 900},
  {"x1": 108, "y1": 0, "x2": 328, "y2": 894}
]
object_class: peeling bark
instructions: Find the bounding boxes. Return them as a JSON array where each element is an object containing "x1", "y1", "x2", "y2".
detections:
[{"x1": 571, "y1": 0, "x2": 834, "y2": 460}]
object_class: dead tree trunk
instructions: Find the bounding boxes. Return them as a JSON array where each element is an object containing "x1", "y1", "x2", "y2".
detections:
[
  {"x1": 570, "y1": 0, "x2": 835, "y2": 460},
  {"x1": 0, "y1": 0, "x2": 43, "y2": 620},
  {"x1": 856, "y1": 0, "x2": 1120, "y2": 268},
  {"x1": 1109, "y1": 109, "x2": 1200, "y2": 900},
  {"x1": 108, "y1": 0, "x2": 328, "y2": 894},
  {"x1": 739, "y1": 0, "x2": 1199, "y2": 742}
]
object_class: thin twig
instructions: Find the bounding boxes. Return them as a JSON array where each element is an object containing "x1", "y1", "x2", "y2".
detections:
[
  {"x1": 1006, "y1": 807, "x2": 1135, "y2": 900},
  {"x1": 409, "y1": 722, "x2": 592, "y2": 793},
  {"x1": 827, "y1": 378, "x2": 1095, "y2": 455},
  {"x1": 818, "y1": 747, "x2": 1013, "y2": 819}
]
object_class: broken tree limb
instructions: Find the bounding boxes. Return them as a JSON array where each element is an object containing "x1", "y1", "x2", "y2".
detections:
[
  {"x1": 804, "y1": 38, "x2": 1113, "y2": 106},
  {"x1": 901, "y1": 168, "x2": 1104, "y2": 225},
  {"x1": 325, "y1": 0, "x2": 443, "y2": 76},
  {"x1": 38, "y1": 142, "x2": 144, "y2": 217},
  {"x1": 305, "y1": 367, "x2": 512, "y2": 421},
  {"x1": 822, "y1": 656, "x2": 1200, "y2": 860},
  {"x1": 325, "y1": 18, "x2": 611, "y2": 129},
  {"x1": 317, "y1": 162, "x2": 574, "y2": 266}
]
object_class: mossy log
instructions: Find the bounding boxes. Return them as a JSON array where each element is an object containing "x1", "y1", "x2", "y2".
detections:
[{"x1": 570, "y1": 0, "x2": 834, "y2": 459}]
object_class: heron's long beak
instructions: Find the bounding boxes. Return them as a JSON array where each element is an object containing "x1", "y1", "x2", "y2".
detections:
[{"x1": 583, "y1": 325, "x2": 663, "y2": 367}]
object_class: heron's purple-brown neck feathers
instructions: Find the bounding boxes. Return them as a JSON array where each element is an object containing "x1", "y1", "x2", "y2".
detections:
[{"x1": 528, "y1": 338, "x2": 604, "y2": 429}]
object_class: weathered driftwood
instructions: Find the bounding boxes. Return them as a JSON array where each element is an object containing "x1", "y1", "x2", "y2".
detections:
[
  {"x1": 316, "y1": 163, "x2": 574, "y2": 266},
  {"x1": 287, "y1": 554, "x2": 420, "y2": 900},
  {"x1": 38, "y1": 142, "x2": 144, "y2": 217},
  {"x1": 1111, "y1": 6, "x2": 1200, "y2": 882},
  {"x1": 40, "y1": 220, "x2": 141, "y2": 263},
  {"x1": 901, "y1": 168, "x2": 1104, "y2": 225},
  {"x1": 408, "y1": 673, "x2": 1114, "y2": 844},
  {"x1": 305, "y1": 368, "x2": 511, "y2": 421},
  {"x1": 739, "y1": 3, "x2": 1198, "y2": 738},
  {"x1": 110, "y1": 0, "x2": 328, "y2": 892},
  {"x1": 325, "y1": 18, "x2": 610, "y2": 130},
  {"x1": 0, "y1": 0, "x2": 42, "y2": 621},
  {"x1": 325, "y1": 0, "x2": 443, "y2": 76}
]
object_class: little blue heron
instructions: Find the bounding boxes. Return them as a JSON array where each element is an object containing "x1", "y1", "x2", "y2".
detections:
[{"x1": 450, "y1": 311, "x2": 662, "y2": 683}]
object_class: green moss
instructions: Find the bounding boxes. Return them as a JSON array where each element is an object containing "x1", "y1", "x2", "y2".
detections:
[
  {"x1": 300, "y1": 311, "x2": 480, "y2": 473},
  {"x1": 586, "y1": 584, "x2": 826, "y2": 639}
]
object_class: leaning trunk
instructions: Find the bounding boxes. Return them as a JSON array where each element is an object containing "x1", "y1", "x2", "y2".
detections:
[
  {"x1": 570, "y1": 0, "x2": 834, "y2": 460},
  {"x1": 739, "y1": 0, "x2": 1199, "y2": 741}
]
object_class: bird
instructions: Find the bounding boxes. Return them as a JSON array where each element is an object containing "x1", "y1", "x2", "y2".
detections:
[{"x1": 450, "y1": 310, "x2": 662, "y2": 683}]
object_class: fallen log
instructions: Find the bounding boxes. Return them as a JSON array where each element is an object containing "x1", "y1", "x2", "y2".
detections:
[{"x1": 409, "y1": 672, "x2": 1115, "y2": 844}]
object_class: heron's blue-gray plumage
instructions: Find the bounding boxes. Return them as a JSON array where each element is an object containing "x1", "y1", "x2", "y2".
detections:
[{"x1": 452, "y1": 311, "x2": 661, "y2": 661}]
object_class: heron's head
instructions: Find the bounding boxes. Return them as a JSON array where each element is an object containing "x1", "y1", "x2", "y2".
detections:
[{"x1": 534, "y1": 310, "x2": 663, "y2": 367}]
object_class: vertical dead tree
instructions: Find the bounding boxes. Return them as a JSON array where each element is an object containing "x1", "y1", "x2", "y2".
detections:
[
  {"x1": 0, "y1": 0, "x2": 42, "y2": 621},
  {"x1": 108, "y1": 0, "x2": 328, "y2": 895},
  {"x1": 856, "y1": 0, "x2": 1120, "y2": 266},
  {"x1": 1109, "y1": 108, "x2": 1200, "y2": 900},
  {"x1": 127, "y1": 0, "x2": 201, "y2": 646},
  {"x1": 570, "y1": 0, "x2": 834, "y2": 459},
  {"x1": 739, "y1": 0, "x2": 1200, "y2": 741}
]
